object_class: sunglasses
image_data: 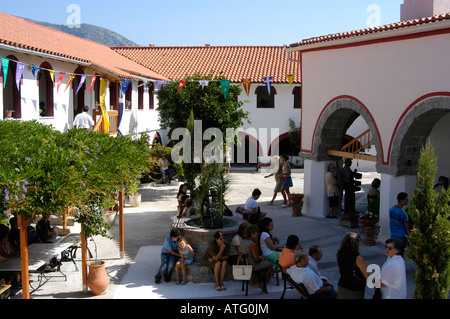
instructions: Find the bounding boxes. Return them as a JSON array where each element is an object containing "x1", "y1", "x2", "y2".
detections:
[{"x1": 385, "y1": 245, "x2": 394, "y2": 250}]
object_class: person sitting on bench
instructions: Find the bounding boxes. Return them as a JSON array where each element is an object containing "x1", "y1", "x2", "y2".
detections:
[
  {"x1": 159, "y1": 154, "x2": 174, "y2": 184},
  {"x1": 287, "y1": 251, "x2": 337, "y2": 299}
]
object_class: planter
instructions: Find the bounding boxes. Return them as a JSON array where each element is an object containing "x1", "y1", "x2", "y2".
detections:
[
  {"x1": 129, "y1": 193, "x2": 141, "y2": 207},
  {"x1": 289, "y1": 194, "x2": 304, "y2": 217},
  {"x1": 340, "y1": 217, "x2": 359, "y2": 228},
  {"x1": 358, "y1": 218, "x2": 379, "y2": 227},
  {"x1": 103, "y1": 210, "x2": 117, "y2": 226},
  {"x1": 87, "y1": 261, "x2": 110, "y2": 295}
]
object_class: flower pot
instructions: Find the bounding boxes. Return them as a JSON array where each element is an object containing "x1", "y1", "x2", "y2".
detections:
[
  {"x1": 87, "y1": 261, "x2": 110, "y2": 295},
  {"x1": 288, "y1": 194, "x2": 304, "y2": 217},
  {"x1": 358, "y1": 218, "x2": 379, "y2": 227},
  {"x1": 129, "y1": 193, "x2": 141, "y2": 207},
  {"x1": 103, "y1": 210, "x2": 117, "y2": 226},
  {"x1": 4, "y1": 110, "x2": 13, "y2": 118}
]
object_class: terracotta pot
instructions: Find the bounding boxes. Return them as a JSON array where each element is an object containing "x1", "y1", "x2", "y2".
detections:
[
  {"x1": 289, "y1": 194, "x2": 304, "y2": 217},
  {"x1": 358, "y1": 218, "x2": 379, "y2": 227},
  {"x1": 87, "y1": 261, "x2": 110, "y2": 295},
  {"x1": 4, "y1": 110, "x2": 13, "y2": 118}
]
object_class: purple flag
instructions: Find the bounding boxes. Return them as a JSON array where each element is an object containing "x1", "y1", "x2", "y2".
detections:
[
  {"x1": 15, "y1": 62, "x2": 25, "y2": 90},
  {"x1": 76, "y1": 74, "x2": 87, "y2": 95}
]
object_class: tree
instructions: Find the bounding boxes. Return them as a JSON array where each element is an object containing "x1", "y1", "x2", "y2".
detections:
[
  {"x1": 407, "y1": 141, "x2": 450, "y2": 299},
  {"x1": 157, "y1": 72, "x2": 250, "y2": 165}
]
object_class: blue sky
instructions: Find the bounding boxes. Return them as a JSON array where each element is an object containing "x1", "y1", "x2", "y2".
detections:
[{"x1": 2, "y1": 0, "x2": 404, "y2": 46}]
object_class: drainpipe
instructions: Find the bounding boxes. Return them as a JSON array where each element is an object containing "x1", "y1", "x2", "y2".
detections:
[{"x1": 284, "y1": 45, "x2": 301, "y2": 63}]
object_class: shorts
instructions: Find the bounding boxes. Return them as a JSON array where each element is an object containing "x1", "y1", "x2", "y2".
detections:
[
  {"x1": 282, "y1": 176, "x2": 293, "y2": 188},
  {"x1": 328, "y1": 195, "x2": 339, "y2": 207},
  {"x1": 274, "y1": 179, "x2": 283, "y2": 192}
]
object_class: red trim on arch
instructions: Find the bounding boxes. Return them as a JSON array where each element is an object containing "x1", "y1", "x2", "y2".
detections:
[
  {"x1": 302, "y1": 95, "x2": 385, "y2": 164},
  {"x1": 268, "y1": 132, "x2": 289, "y2": 156},
  {"x1": 387, "y1": 91, "x2": 450, "y2": 166},
  {"x1": 238, "y1": 131, "x2": 264, "y2": 156}
]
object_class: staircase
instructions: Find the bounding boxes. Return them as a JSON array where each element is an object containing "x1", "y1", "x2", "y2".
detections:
[{"x1": 326, "y1": 129, "x2": 377, "y2": 162}]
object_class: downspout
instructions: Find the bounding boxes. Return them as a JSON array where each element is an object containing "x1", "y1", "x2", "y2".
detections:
[{"x1": 284, "y1": 45, "x2": 301, "y2": 63}]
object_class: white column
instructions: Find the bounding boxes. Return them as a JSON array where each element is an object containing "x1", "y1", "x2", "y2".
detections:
[
  {"x1": 379, "y1": 173, "x2": 417, "y2": 242},
  {"x1": 303, "y1": 159, "x2": 330, "y2": 217}
]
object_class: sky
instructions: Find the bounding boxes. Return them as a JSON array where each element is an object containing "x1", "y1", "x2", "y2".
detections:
[{"x1": 1, "y1": 0, "x2": 404, "y2": 46}]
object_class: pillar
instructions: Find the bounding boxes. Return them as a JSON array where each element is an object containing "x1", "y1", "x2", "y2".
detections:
[
  {"x1": 379, "y1": 173, "x2": 417, "y2": 242},
  {"x1": 303, "y1": 159, "x2": 335, "y2": 217}
]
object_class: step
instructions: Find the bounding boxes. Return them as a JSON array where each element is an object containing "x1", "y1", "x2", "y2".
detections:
[{"x1": 170, "y1": 262, "x2": 234, "y2": 283}]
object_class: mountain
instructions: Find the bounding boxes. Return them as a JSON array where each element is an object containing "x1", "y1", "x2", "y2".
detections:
[{"x1": 25, "y1": 18, "x2": 139, "y2": 47}]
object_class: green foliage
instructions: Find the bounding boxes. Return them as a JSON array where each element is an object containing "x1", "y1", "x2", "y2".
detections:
[
  {"x1": 193, "y1": 162, "x2": 229, "y2": 229},
  {"x1": 288, "y1": 119, "x2": 301, "y2": 155},
  {"x1": 407, "y1": 141, "x2": 450, "y2": 299},
  {"x1": 156, "y1": 71, "x2": 250, "y2": 142}
]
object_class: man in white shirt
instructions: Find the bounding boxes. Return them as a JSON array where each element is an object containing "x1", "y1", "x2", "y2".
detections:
[
  {"x1": 73, "y1": 106, "x2": 94, "y2": 131},
  {"x1": 307, "y1": 245, "x2": 328, "y2": 282},
  {"x1": 287, "y1": 251, "x2": 337, "y2": 299}
]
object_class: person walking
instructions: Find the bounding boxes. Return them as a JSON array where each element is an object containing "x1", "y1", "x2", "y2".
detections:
[{"x1": 73, "y1": 105, "x2": 94, "y2": 131}]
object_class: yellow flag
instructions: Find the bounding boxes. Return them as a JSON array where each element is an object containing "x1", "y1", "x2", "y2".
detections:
[
  {"x1": 48, "y1": 70, "x2": 55, "y2": 82},
  {"x1": 99, "y1": 79, "x2": 110, "y2": 133},
  {"x1": 64, "y1": 74, "x2": 76, "y2": 92},
  {"x1": 286, "y1": 74, "x2": 295, "y2": 86}
]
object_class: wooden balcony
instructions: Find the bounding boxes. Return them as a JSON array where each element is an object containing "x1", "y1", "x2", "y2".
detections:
[{"x1": 93, "y1": 109, "x2": 119, "y2": 135}]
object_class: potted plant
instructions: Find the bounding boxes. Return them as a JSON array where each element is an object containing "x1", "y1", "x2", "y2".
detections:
[
  {"x1": 358, "y1": 210, "x2": 379, "y2": 227},
  {"x1": 127, "y1": 180, "x2": 141, "y2": 207},
  {"x1": 4, "y1": 109, "x2": 14, "y2": 118}
]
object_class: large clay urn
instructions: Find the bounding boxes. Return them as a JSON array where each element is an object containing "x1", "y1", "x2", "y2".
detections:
[{"x1": 87, "y1": 261, "x2": 110, "y2": 295}]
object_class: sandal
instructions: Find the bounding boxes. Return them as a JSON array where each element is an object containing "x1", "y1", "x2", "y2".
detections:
[
  {"x1": 215, "y1": 286, "x2": 222, "y2": 291},
  {"x1": 221, "y1": 285, "x2": 227, "y2": 291},
  {"x1": 181, "y1": 278, "x2": 188, "y2": 285}
]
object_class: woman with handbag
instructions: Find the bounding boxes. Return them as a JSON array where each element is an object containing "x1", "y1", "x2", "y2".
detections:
[
  {"x1": 336, "y1": 232, "x2": 369, "y2": 299},
  {"x1": 239, "y1": 225, "x2": 272, "y2": 293},
  {"x1": 203, "y1": 231, "x2": 230, "y2": 291}
]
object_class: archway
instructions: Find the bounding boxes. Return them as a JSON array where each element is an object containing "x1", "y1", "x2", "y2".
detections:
[
  {"x1": 388, "y1": 93, "x2": 450, "y2": 176},
  {"x1": 311, "y1": 96, "x2": 383, "y2": 165}
]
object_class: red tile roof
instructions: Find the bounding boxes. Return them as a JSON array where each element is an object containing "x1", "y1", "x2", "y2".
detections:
[
  {"x1": 0, "y1": 12, "x2": 168, "y2": 81},
  {"x1": 112, "y1": 46, "x2": 301, "y2": 83},
  {"x1": 288, "y1": 12, "x2": 450, "y2": 49}
]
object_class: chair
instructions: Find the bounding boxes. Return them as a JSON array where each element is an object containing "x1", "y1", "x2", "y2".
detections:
[
  {"x1": 277, "y1": 262, "x2": 309, "y2": 299},
  {"x1": 272, "y1": 264, "x2": 280, "y2": 286}
]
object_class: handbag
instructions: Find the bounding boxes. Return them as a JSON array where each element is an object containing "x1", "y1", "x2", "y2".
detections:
[{"x1": 232, "y1": 254, "x2": 252, "y2": 280}]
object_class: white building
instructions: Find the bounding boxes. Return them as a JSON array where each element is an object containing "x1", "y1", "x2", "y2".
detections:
[
  {"x1": 286, "y1": 1, "x2": 450, "y2": 242},
  {"x1": 0, "y1": 13, "x2": 168, "y2": 137}
]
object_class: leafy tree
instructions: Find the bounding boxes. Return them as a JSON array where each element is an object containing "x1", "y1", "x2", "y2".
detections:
[
  {"x1": 157, "y1": 72, "x2": 250, "y2": 162},
  {"x1": 407, "y1": 141, "x2": 450, "y2": 299}
]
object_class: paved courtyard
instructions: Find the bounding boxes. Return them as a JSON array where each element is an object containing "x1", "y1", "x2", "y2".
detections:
[{"x1": 14, "y1": 168, "x2": 421, "y2": 300}]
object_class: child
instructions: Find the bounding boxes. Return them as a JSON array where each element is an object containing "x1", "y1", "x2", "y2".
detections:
[
  {"x1": 181, "y1": 197, "x2": 194, "y2": 217},
  {"x1": 155, "y1": 228, "x2": 182, "y2": 284},
  {"x1": 175, "y1": 237, "x2": 195, "y2": 285}
]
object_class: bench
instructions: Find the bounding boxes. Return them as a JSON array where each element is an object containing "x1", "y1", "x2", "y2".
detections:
[{"x1": 277, "y1": 263, "x2": 310, "y2": 299}]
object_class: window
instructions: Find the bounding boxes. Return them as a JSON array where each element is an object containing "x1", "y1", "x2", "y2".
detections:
[
  {"x1": 124, "y1": 82, "x2": 132, "y2": 110},
  {"x1": 2, "y1": 55, "x2": 21, "y2": 118},
  {"x1": 72, "y1": 67, "x2": 85, "y2": 117},
  {"x1": 38, "y1": 62, "x2": 54, "y2": 117},
  {"x1": 138, "y1": 81, "x2": 144, "y2": 110},
  {"x1": 256, "y1": 86, "x2": 276, "y2": 108},
  {"x1": 148, "y1": 82, "x2": 154, "y2": 110},
  {"x1": 110, "y1": 82, "x2": 119, "y2": 110},
  {"x1": 293, "y1": 86, "x2": 301, "y2": 109}
]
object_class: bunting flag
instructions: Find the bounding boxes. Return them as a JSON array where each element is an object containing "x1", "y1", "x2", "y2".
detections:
[
  {"x1": 242, "y1": 79, "x2": 251, "y2": 97},
  {"x1": 31, "y1": 66, "x2": 40, "y2": 77},
  {"x1": 177, "y1": 80, "x2": 186, "y2": 93},
  {"x1": 89, "y1": 75, "x2": 97, "y2": 93},
  {"x1": 64, "y1": 74, "x2": 76, "y2": 92},
  {"x1": 156, "y1": 80, "x2": 166, "y2": 91},
  {"x1": 15, "y1": 62, "x2": 25, "y2": 90},
  {"x1": 99, "y1": 79, "x2": 110, "y2": 134},
  {"x1": 199, "y1": 80, "x2": 209, "y2": 89},
  {"x1": 1, "y1": 57, "x2": 9, "y2": 88},
  {"x1": 286, "y1": 74, "x2": 295, "y2": 86},
  {"x1": 220, "y1": 79, "x2": 230, "y2": 100},
  {"x1": 121, "y1": 79, "x2": 131, "y2": 94},
  {"x1": 48, "y1": 70, "x2": 55, "y2": 82},
  {"x1": 76, "y1": 74, "x2": 87, "y2": 95},
  {"x1": 57, "y1": 72, "x2": 66, "y2": 92},
  {"x1": 262, "y1": 76, "x2": 273, "y2": 95}
]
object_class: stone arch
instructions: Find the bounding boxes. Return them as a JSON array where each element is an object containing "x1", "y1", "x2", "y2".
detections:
[
  {"x1": 388, "y1": 93, "x2": 450, "y2": 176},
  {"x1": 311, "y1": 96, "x2": 383, "y2": 165}
]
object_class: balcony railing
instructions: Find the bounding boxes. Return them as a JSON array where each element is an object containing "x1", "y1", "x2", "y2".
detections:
[{"x1": 93, "y1": 109, "x2": 119, "y2": 135}]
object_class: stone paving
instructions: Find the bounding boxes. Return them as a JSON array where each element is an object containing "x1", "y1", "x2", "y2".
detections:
[{"x1": 12, "y1": 168, "x2": 422, "y2": 300}]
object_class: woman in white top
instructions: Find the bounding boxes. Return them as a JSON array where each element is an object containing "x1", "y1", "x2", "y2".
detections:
[
  {"x1": 257, "y1": 217, "x2": 283, "y2": 266},
  {"x1": 380, "y1": 238, "x2": 407, "y2": 299}
]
